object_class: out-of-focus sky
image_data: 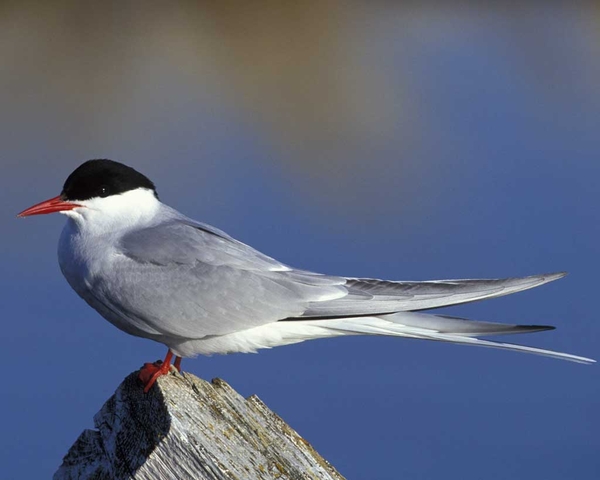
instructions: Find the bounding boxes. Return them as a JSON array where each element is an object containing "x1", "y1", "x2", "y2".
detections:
[{"x1": 2, "y1": 2, "x2": 598, "y2": 479}]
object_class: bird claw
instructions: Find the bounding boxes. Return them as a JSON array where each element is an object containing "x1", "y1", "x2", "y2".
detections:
[
  {"x1": 138, "y1": 361, "x2": 164, "y2": 386},
  {"x1": 138, "y1": 351, "x2": 180, "y2": 393}
]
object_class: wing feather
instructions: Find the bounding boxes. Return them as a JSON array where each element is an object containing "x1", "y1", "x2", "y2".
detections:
[
  {"x1": 107, "y1": 215, "x2": 345, "y2": 338},
  {"x1": 113, "y1": 211, "x2": 569, "y2": 351},
  {"x1": 300, "y1": 273, "x2": 565, "y2": 317}
]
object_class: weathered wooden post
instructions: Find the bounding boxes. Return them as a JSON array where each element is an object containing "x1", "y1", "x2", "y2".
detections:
[{"x1": 54, "y1": 370, "x2": 345, "y2": 480}]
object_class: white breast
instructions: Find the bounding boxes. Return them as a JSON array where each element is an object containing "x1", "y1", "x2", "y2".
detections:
[
  {"x1": 56, "y1": 188, "x2": 164, "y2": 337},
  {"x1": 59, "y1": 217, "x2": 101, "y2": 297}
]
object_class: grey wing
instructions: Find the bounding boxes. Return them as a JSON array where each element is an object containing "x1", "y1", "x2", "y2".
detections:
[
  {"x1": 299, "y1": 273, "x2": 565, "y2": 318},
  {"x1": 120, "y1": 213, "x2": 289, "y2": 271},
  {"x1": 107, "y1": 216, "x2": 346, "y2": 339},
  {"x1": 112, "y1": 210, "x2": 564, "y2": 339}
]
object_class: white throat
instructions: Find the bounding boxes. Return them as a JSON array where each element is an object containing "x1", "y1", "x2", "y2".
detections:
[{"x1": 61, "y1": 188, "x2": 161, "y2": 234}]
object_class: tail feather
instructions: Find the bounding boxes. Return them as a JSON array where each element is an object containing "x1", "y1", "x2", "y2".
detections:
[
  {"x1": 415, "y1": 331, "x2": 594, "y2": 364},
  {"x1": 307, "y1": 312, "x2": 595, "y2": 364},
  {"x1": 272, "y1": 272, "x2": 595, "y2": 363},
  {"x1": 381, "y1": 312, "x2": 555, "y2": 337},
  {"x1": 173, "y1": 310, "x2": 594, "y2": 362}
]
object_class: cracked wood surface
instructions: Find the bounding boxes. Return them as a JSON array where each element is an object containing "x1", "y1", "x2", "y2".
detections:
[{"x1": 53, "y1": 370, "x2": 345, "y2": 480}]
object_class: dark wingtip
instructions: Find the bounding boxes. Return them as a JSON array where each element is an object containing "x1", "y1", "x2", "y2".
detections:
[{"x1": 518, "y1": 325, "x2": 556, "y2": 333}]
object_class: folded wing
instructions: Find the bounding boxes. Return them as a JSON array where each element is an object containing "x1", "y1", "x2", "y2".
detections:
[
  {"x1": 115, "y1": 211, "x2": 592, "y2": 364},
  {"x1": 299, "y1": 273, "x2": 566, "y2": 317}
]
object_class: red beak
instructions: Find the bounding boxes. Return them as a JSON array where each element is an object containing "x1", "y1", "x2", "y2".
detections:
[{"x1": 17, "y1": 195, "x2": 82, "y2": 218}]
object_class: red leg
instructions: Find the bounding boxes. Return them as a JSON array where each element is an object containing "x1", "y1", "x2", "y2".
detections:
[
  {"x1": 174, "y1": 356, "x2": 182, "y2": 372},
  {"x1": 138, "y1": 350, "x2": 173, "y2": 393}
]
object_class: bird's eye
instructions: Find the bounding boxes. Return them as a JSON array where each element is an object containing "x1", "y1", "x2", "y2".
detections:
[{"x1": 99, "y1": 185, "x2": 109, "y2": 198}]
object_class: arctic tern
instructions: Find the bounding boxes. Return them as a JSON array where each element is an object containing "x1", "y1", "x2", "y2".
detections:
[{"x1": 18, "y1": 159, "x2": 594, "y2": 392}]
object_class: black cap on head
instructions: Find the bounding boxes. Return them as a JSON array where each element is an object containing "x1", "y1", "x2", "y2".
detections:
[{"x1": 61, "y1": 159, "x2": 157, "y2": 201}]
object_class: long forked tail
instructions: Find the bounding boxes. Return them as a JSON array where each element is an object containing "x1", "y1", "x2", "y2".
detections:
[
  {"x1": 263, "y1": 272, "x2": 592, "y2": 363},
  {"x1": 311, "y1": 312, "x2": 595, "y2": 364},
  {"x1": 187, "y1": 310, "x2": 594, "y2": 363}
]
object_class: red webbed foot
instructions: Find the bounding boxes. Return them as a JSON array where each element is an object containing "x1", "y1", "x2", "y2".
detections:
[
  {"x1": 138, "y1": 351, "x2": 175, "y2": 393},
  {"x1": 138, "y1": 360, "x2": 164, "y2": 385}
]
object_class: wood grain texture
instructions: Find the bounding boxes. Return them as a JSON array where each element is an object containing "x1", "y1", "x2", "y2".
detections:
[{"x1": 54, "y1": 370, "x2": 345, "y2": 480}]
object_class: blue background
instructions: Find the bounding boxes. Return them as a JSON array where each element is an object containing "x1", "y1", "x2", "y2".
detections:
[{"x1": 1, "y1": 3, "x2": 598, "y2": 479}]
